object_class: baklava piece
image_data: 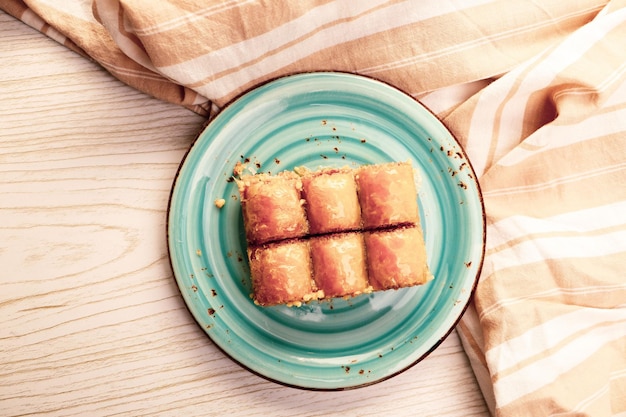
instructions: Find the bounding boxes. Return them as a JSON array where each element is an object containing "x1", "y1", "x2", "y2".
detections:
[
  {"x1": 237, "y1": 171, "x2": 308, "y2": 245},
  {"x1": 247, "y1": 240, "x2": 320, "y2": 306},
  {"x1": 310, "y1": 233, "x2": 371, "y2": 299},
  {"x1": 301, "y1": 167, "x2": 362, "y2": 234},
  {"x1": 237, "y1": 161, "x2": 432, "y2": 307},
  {"x1": 355, "y1": 161, "x2": 420, "y2": 229},
  {"x1": 364, "y1": 226, "x2": 432, "y2": 291}
]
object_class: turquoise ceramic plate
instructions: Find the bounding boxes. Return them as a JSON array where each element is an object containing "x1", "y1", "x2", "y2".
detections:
[{"x1": 167, "y1": 72, "x2": 485, "y2": 390}]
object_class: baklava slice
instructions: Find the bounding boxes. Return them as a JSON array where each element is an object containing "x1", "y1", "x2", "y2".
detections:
[
  {"x1": 301, "y1": 167, "x2": 361, "y2": 234},
  {"x1": 310, "y1": 233, "x2": 371, "y2": 299},
  {"x1": 247, "y1": 240, "x2": 320, "y2": 307},
  {"x1": 364, "y1": 226, "x2": 432, "y2": 291},
  {"x1": 237, "y1": 171, "x2": 308, "y2": 245},
  {"x1": 355, "y1": 161, "x2": 420, "y2": 229}
]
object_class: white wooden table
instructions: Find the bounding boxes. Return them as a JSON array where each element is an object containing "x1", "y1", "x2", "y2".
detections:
[{"x1": 0, "y1": 10, "x2": 489, "y2": 417}]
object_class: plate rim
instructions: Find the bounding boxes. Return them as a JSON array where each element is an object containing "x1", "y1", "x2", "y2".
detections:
[{"x1": 166, "y1": 70, "x2": 486, "y2": 391}]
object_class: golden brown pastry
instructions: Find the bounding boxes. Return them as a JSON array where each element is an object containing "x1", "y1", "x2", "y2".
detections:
[
  {"x1": 301, "y1": 167, "x2": 361, "y2": 234},
  {"x1": 237, "y1": 171, "x2": 309, "y2": 245},
  {"x1": 236, "y1": 161, "x2": 432, "y2": 307},
  {"x1": 247, "y1": 240, "x2": 321, "y2": 306},
  {"x1": 364, "y1": 226, "x2": 432, "y2": 290},
  {"x1": 355, "y1": 161, "x2": 419, "y2": 229},
  {"x1": 310, "y1": 233, "x2": 371, "y2": 298}
]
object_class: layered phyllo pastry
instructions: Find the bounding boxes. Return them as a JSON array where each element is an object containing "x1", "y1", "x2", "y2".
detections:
[
  {"x1": 355, "y1": 162, "x2": 419, "y2": 229},
  {"x1": 247, "y1": 240, "x2": 321, "y2": 307},
  {"x1": 300, "y1": 167, "x2": 361, "y2": 234},
  {"x1": 237, "y1": 171, "x2": 308, "y2": 245},
  {"x1": 310, "y1": 233, "x2": 371, "y2": 299},
  {"x1": 236, "y1": 161, "x2": 432, "y2": 306},
  {"x1": 364, "y1": 226, "x2": 432, "y2": 290}
]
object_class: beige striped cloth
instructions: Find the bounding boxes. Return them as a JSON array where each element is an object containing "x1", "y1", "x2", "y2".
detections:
[{"x1": 3, "y1": 0, "x2": 625, "y2": 415}]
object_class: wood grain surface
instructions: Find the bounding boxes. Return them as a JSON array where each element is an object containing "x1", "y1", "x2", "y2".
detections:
[{"x1": 0, "y1": 11, "x2": 488, "y2": 417}]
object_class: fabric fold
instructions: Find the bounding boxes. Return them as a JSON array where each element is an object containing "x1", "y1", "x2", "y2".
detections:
[{"x1": 449, "y1": 3, "x2": 626, "y2": 415}]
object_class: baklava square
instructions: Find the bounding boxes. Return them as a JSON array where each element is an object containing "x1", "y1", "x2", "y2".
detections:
[
  {"x1": 364, "y1": 226, "x2": 432, "y2": 291},
  {"x1": 356, "y1": 162, "x2": 419, "y2": 229},
  {"x1": 301, "y1": 167, "x2": 362, "y2": 234},
  {"x1": 247, "y1": 240, "x2": 317, "y2": 306},
  {"x1": 238, "y1": 171, "x2": 309, "y2": 245},
  {"x1": 310, "y1": 233, "x2": 370, "y2": 298}
]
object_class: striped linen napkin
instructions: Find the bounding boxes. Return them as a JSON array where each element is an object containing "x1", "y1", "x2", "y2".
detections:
[{"x1": 3, "y1": 1, "x2": 625, "y2": 415}]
